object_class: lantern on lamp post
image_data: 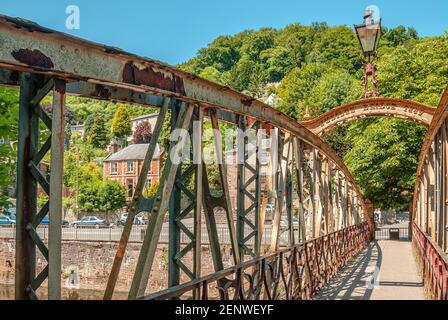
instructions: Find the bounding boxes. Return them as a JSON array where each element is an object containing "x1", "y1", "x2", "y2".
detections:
[{"x1": 354, "y1": 8, "x2": 381, "y2": 98}]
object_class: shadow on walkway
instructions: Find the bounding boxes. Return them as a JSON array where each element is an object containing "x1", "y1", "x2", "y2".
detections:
[
  {"x1": 314, "y1": 240, "x2": 425, "y2": 300},
  {"x1": 314, "y1": 241, "x2": 382, "y2": 300}
]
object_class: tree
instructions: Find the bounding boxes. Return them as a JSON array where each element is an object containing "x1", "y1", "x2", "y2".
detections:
[
  {"x1": 0, "y1": 87, "x2": 19, "y2": 207},
  {"x1": 87, "y1": 115, "x2": 110, "y2": 149},
  {"x1": 133, "y1": 121, "x2": 152, "y2": 144},
  {"x1": 100, "y1": 179, "x2": 127, "y2": 212},
  {"x1": 146, "y1": 180, "x2": 158, "y2": 197},
  {"x1": 111, "y1": 105, "x2": 132, "y2": 141},
  {"x1": 76, "y1": 162, "x2": 126, "y2": 213},
  {"x1": 276, "y1": 63, "x2": 329, "y2": 119},
  {"x1": 382, "y1": 26, "x2": 418, "y2": 47},
  {"x1": 344, "y1": 118, "x2": 427, "y2": 210}
]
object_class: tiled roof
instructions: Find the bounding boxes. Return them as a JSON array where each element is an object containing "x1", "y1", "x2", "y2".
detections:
[
  {"x1": 104, "y1": 143, "x2": 164, "y2": 161},
  {"x1": 131, "y1": 113, "x2": 159, "y2": 122}
]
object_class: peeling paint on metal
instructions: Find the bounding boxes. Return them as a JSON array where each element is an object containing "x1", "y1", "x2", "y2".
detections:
[
  {"x1": 122, "y1": 61, "x2": 185, "y2": 95},
  {"x1": 94, "y1": 84, "x2": 112, "y2": 99},
  {"x1": 11, "y1": 49, "x2": 54, "y2": 69},
  {"x1": 5, "y1": 16, "x2": 53, "y2": 34}
]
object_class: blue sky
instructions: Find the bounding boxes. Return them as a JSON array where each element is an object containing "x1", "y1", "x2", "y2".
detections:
[{"x1": 1, "y1": 1, "x2": 447, "y2": 65}]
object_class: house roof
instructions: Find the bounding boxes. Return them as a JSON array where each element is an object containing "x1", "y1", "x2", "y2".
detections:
[
  {"x1": 104, "y1": 143, "x2": 164, "y2": 161},
  {"x1": 131, "y1": 113, "x2": 159, "y2": 122}
]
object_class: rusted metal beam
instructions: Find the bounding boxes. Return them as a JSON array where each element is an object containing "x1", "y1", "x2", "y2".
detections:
[
  {"x1": 0, "y1": 16, "x2": 374, "y2": 206},
  {"x1": 48, "y1": 79, "x2": 65, "y2": 300},
  {"x1": 103, "y1": 98, "x2": 169, "y2": 300},
  {"x1": 15, "y1": 73, "x2": 38, "y2": 300},
  {"x1": 128, "y1": 103, "x2": 194, "y2": 299}
]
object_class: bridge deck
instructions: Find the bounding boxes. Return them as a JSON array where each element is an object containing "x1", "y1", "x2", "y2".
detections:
[{"x1": 314, "y1": 241, "x2": 426, "y2": 300}]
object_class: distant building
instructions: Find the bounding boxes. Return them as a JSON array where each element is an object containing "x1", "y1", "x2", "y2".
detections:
[
  {"x1": 103, "y1": 143, "x2": 164, "y2": 198},
  {"x1": 70, "y1": 124, "x2": 85, "y2": 137},
  {"x1": 264, "y1": 93, "x2": 280, "y2": 107}
]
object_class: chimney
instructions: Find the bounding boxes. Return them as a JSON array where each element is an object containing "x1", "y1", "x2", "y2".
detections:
[{"x1": 109, "y1": 140, "x2": 118, "y2": 154}]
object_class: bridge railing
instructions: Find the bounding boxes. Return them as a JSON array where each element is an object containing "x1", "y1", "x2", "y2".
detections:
[
  {"x1": 141, "y1": 222, "x2": 370, "y2": 300},
  {"x1": 411, "y1": 87, "x2": 448, "y2": 300},
  {"x1": 412, "y1": 222, "x2": 448, "y2": 300},
  {"x1": 0, "y1": 14, "x2": 371, "y2": 300}
]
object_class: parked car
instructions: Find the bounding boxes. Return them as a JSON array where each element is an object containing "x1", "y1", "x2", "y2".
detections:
[
  {"x1": 40, "y1": 215, "x2": 70, "y2": 226},
  {"x1": 0, "y1": 215, "x2": 16, "y2": 225},
  {"x1": 5, "y1": 207, "x2": 16, "y2": 216},
  {"x1": 116, "y1": 212, "x2": 144, "y2": 226},
  {"x1": 71, "y1": 216, "x2": 109, "y2": 228},
  {"x1": 280, "y1": 216, "x2": 299, "y2": 230}
]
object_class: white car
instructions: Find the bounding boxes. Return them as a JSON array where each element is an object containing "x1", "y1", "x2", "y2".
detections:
[{"x1": 71, "y1": 216, "x2": 109, "y2": 228}]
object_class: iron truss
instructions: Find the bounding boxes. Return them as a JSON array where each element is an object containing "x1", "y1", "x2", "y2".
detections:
[
  {"x1": 11, "y1": 14, "x2": 445, "y2": 301},
  {"x1": 412, "y1": 88, "x2": 448, "y2": 300}
]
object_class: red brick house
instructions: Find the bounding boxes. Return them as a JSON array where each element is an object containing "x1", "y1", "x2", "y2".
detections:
[{"x1": 103, "y1": 143, "x2": 164, "y2": 198}]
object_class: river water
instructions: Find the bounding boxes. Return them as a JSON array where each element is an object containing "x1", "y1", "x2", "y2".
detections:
[{"x1": 0, "y1": 284, "x2": 128, "y2": 300}]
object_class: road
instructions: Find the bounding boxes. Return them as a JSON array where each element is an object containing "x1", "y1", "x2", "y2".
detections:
[{"x1": 0, "y1": 220, "x2": 294, "y2": 246}]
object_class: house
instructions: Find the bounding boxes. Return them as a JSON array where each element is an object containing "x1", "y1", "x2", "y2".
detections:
[
  {"x1": 103, "y1": 143, "x2": 164, "y2": 198},
  {"x1": 70, "y1": 124, "x2": 85, "y2": 137},
  {"x1": 264, "y1": 93, "x2": 280, "y2": 107}
]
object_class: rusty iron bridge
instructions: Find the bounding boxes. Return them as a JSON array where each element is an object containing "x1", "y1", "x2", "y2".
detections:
[{"x1": 0, "y1": 15, "x2": 447, "y2": 300}]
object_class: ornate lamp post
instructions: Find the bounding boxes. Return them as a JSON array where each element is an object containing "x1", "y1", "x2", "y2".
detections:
[{"x1": 354, "y1": 8, "x2": 381, "y2": 98}]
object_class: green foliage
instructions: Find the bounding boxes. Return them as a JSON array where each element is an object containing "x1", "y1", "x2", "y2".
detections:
[
  {"x1": 0, "y1": 87, "x2": 19, "y2": 205},
  {"x1": 146, "y1": 180, "x2": 158, "y2": 197},
  {"x1": 64, "y1": 96, "x2": 157, "y2": 124},
  {"x1": 341, "y1": 35, "x2": 448, "y2": 209},
  {"x1": 382, "y1": 26, "x2": 418, "y2": 47},
  {"x1": 377, "y1": 36, "x2": 448, "y2": 106},
  {"x1": 75, "y1": 163, "x2": 126, "y2": 213},
  {"x1": 37, "y1": 195, "x2": 48, "y2": 209},
  {"x1": 181, "y1": 21, "x2": 448, "y2": 210},
  {"x1": 87, "y1": 115, "x2": 110, "y2": 149},
  {"x1": 344, "y1": 119, "x2": 427, "y2": 210},
  {"x1": 111, "y1": 105, "x2": 132, "y2": 139}
]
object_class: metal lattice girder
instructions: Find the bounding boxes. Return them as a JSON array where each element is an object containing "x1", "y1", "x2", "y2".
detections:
[
  {"x1": 103, "y1": 98, "x2": 169, "y2": 300},
  {"x1": 236, "y1": 116, "x2": 261, "y2": 260},
  {"x1": 270, "y1": 132, "x2": 292, "y2": 252},
  {"x1": 128, "y1": 103, "x2": 194, "y2": 299},
  {"x1": 168, "y1": 104, "x2": 203, "y2": 298},
  {"x1": 207, "y1": 109, "x2": 240, "y2": 265},
  {"x1": 0, "y1": 14, "x2": 382, "y2": 301},
  {"x1": 0, "y1": 15, "x2": 375, "y2": 199},
  {"x1": 15, "y1": 73, "x2": 65, "y2": 300}
]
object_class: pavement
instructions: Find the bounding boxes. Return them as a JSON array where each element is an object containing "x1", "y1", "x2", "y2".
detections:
[{"x1": 314, "y1": 240, "x2": 426, "y2": 300}]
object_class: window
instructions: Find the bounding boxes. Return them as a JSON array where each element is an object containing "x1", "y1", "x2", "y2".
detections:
[
  {"x1": 111, "y1": 162, "x2": 118, "y2": 174},
  {"x1": 127, "y1": 161, "x2": 134, "y2": 173},
  {"x1": 127, "y1": 179, "x2": 134, "y2": 198}
]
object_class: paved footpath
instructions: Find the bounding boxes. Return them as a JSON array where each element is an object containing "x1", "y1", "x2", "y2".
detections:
[{"x1": 314, "y1": 241, "x2": 426, "y2": 300}]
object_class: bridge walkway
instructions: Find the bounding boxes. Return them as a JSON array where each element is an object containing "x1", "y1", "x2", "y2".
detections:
[{"x1": 314, "y1": 240, "x2": 426, "y2": 300}]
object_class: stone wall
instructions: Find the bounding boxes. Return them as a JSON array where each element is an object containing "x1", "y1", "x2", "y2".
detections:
[{"x1": 0, "y1": 239, "x2": 224, "y2": 299}]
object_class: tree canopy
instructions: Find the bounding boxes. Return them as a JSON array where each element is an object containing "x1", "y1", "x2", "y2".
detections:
[
  {"x1": 111, "y1": 105, "x2": 132, "y2": 139},
  {"x1": 180, "y1": 23, "x2": 448, "y2": 210},
  {"x1": 133, "y1": 120, "x2": 152, "y2": 144}
]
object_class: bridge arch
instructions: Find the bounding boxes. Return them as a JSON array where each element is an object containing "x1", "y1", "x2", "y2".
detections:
[{"x1": 301, "y1": 98, "x2": 435, "y2": 135}]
